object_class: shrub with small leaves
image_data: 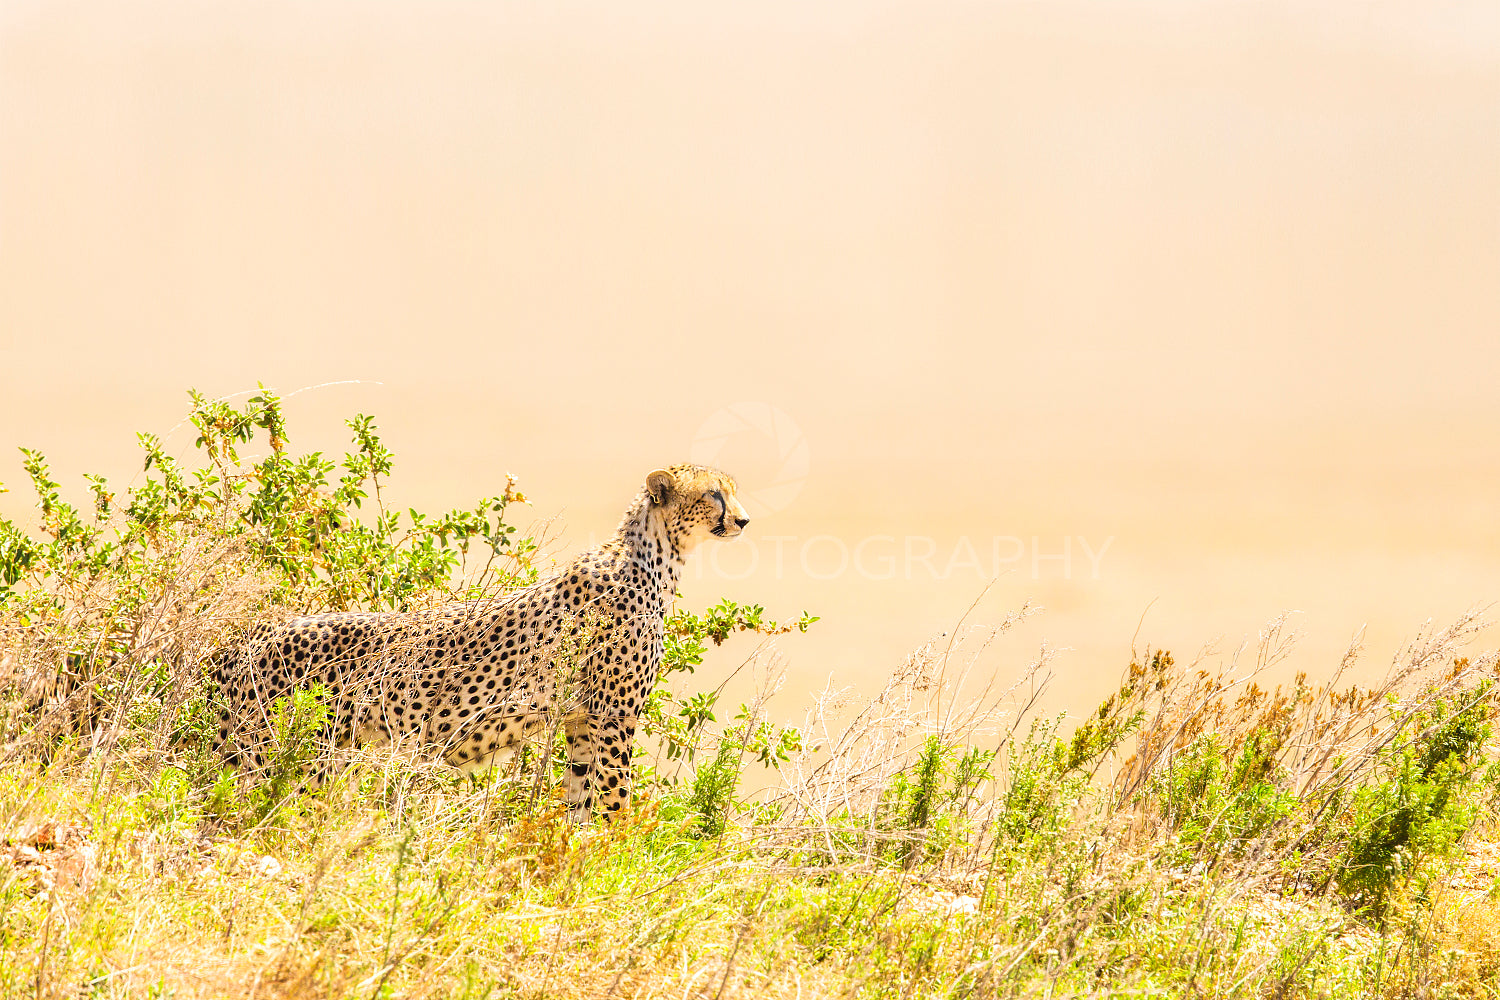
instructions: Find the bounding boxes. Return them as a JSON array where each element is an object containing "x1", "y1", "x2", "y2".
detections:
[{"x1": 1332, "y1": 682, "x2": 1500, "y2": 920}]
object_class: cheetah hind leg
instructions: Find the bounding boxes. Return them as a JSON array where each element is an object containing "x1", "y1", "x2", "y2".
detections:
[
  {"x1": 214, "y1": 705, "x2": 244, "y2": 768},
  {"x1": 564, "y1": 715, "x2": 596, "y2": 822},
  {"x1": 444, "y1": 714, "x2": 537, "y2": 777}
]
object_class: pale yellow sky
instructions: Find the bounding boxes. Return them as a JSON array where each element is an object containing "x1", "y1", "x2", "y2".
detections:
[{"x1": 3, "y1": 1, "x2": 1498, "y2": 719}]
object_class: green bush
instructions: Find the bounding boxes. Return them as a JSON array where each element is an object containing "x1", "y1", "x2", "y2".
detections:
[
  {"x1": 1334, "y1": 683, "x2": 1499, "y2": 919},
  {"x1": 1153, "y1": 728, "x2": 1298, "y2": 866}
]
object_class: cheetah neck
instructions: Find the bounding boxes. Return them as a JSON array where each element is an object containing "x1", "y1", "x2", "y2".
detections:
[{"x1": 610, "y1": 495, "x2": 686, "y2": 602}]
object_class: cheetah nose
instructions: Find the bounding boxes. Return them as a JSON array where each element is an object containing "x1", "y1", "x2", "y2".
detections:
[{"x1": 734, "y1": 517, "x2": 749, "y2": 529}]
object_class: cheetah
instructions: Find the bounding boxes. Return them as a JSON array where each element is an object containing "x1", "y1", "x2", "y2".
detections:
[{"x1": 215, "y1": 464, "x2": 750, "y2": 820}]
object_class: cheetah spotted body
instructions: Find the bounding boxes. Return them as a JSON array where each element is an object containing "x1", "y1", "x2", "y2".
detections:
[{"x1": 215, "y1": 465, "x2": 749, "y2": 819}]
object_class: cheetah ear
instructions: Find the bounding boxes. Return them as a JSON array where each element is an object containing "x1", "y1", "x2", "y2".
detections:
[{"x1": 645, "y1": 469, "x2": 674, "y2": 505}]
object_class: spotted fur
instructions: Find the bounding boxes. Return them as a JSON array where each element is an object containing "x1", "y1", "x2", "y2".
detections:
[{"x1": 214, "y1": 464, "x2": 750, "y2": 820}]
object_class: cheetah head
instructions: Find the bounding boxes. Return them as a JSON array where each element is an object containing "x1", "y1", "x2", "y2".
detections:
[{"x1": 646, "y1": 464, "x2": 749, "y2": 551}]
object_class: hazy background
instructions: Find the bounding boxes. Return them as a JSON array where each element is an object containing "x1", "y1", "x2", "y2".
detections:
[{"x1": 3, "y1": 0, "x2": 1498, "y2": 721}]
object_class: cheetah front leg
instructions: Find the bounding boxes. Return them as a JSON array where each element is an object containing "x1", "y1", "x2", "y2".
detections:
[
  {"x1": 590, "y1": 714, "x2": 638, "y2": 819},
  {"x1": 562, "y1": 713, "x2": 638, "y2": 821}
]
